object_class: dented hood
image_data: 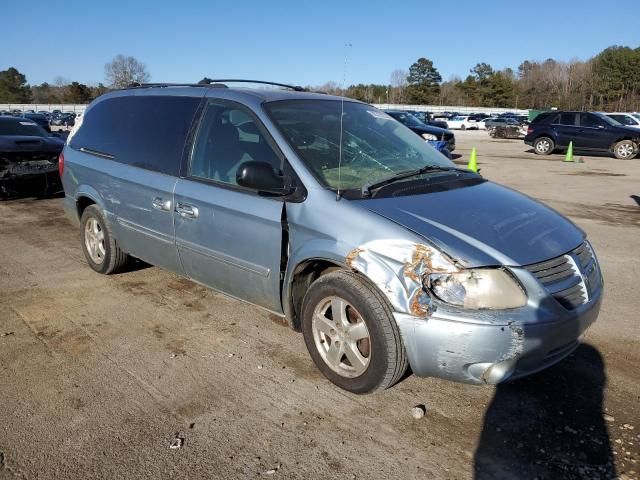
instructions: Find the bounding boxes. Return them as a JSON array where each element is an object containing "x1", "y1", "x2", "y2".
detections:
[{"x1": 355, "y1": 181, "x2": 584, "y2": 267}]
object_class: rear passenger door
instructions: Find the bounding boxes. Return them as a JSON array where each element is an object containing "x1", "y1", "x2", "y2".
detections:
[
  {"x1": 550, "y1": 113, "x2": 578, "y2": 148},
  {"x1": 70, "y1": 94, "x2": 203, "y2": 272},
  {"x1": 173, "y1": 100, "x2": 287, "y2": 312}
]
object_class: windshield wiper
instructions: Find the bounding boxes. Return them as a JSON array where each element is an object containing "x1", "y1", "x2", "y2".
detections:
[{"x1": 361, "y1": 165, "x2": 464, "y2": 197}]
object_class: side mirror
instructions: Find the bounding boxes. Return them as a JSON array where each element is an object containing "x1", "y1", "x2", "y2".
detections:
[{"x1": 236, "y1": 161, "x2": 289, "y2": 194}]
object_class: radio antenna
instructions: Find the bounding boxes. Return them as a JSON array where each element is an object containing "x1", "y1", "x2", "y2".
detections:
[{"x1": 336, "y1": 43, "x2": 352, "y2": 201}]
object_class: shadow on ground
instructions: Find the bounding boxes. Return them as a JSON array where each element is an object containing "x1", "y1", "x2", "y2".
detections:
[{"x1": 474, "y1": 344, "x2": 615, "y2": 479}]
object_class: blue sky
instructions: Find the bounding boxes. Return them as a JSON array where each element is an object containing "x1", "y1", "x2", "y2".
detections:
[{"x1": 2, "y1": 0, "x2": 639, "y2": 87}]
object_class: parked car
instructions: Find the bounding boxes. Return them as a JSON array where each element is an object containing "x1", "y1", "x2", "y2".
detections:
[
  {"x1": 484, "y1": 117, "x2": 520, "y2": 129},
  {"x1": 524, "y1": 111, "x2": 640, "y2": 159},
  {"x1": 475, "y1": 117, "x2": 494, "y2": 130},
  {"x1": 405, "y1": 111, "x2": 449, "y2": 129},
  {"x1": 51, "y1": 113, "x2": 75, "y2": 127},
  {"x1": 384, "y1": 110, "x2": 456, "y2": 152},
  {"x1": 446, "y1": 115, "x2": 479, "y2": 130},
  {"x1": 22, "y1": 113, "x2": 52, "y2": 133},
  {"x1": 468, "y1": 113, "x2": 489, "y2": 122},
  {"x1": 62, "y1": 81, "x2": 603, "y2": 393},
  {"x1": 0, "y1": 116, "x2": 64, "y2": 199},
  {"x1": 605, "y1": 112, "x2": 640, "y2": 129}
]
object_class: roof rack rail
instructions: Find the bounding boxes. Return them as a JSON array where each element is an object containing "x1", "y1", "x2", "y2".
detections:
[
  {"x1": 126, "y1": 80, "x2": 307, "y2": 91},
  {"x1": 201, "y1": 79, "x2": 307, "y2": 91}
]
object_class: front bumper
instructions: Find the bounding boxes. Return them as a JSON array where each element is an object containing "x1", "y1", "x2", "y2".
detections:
[
  {"x1": 0, "y1": 164, "x2": 61, "y2": 199},
  {"x1": 394, "y1": 292, "x2": 602, "y2": 385}
]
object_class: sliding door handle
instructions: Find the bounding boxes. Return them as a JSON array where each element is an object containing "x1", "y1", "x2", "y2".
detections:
[{"x1": 152, "y1": 197, "x2": 171, "y2": 211}]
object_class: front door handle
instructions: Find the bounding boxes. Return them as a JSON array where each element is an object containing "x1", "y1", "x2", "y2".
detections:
[
  {"x1": 176, "y1": 202, "x2": 199, "y2": 219},
  {"x1": 152, "y1": 197, "x2": 171, "y2": 211}
]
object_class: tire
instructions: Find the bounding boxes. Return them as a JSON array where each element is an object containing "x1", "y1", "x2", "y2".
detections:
[
  {"x1": 612, "y1": 140, "x2": 637, "y2": 160},
  {"x1": 80, "y1": 204, "x2": 129, "y2": 274},
  {"x1": 533, "y1": 136, "x2": 554, "y2": 155},
  {"x1": 301, "y1": 270, "x2": 408, "y2": 394},
  {"x1": 461, "y1": 124, "x2": 466, "y2": 130}
]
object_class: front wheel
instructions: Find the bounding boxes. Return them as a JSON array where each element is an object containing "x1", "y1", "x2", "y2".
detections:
[
  {"x1": 533, "y1": 136, "x2": 554, "y2": 155},
  {"x1": 613, "y1": 140, "x2": 637, "y2": 160},
  {"x1": 301, "y1": 270, "x2": 408, "y2": 394}
]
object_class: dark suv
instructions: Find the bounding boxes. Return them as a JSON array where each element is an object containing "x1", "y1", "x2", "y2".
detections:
[
  {"x1": 525, "y1": 111, "x2": 640, "y2": 160},
  {"x1": 384, "y1": 110, "x2": 455, "y2": 152}
]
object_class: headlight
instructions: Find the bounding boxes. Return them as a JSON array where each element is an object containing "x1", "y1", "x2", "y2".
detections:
[
  {"x1": 421, "y1": 133, "x2": 438, "y2": 141},
  {"x1": 426, "y1": 269, "x2": 526, "y2": 309}
]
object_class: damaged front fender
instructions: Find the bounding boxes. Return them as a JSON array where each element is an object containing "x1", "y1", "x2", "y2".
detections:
[{"x1": 345, "y1": 239, "x2": 460, "y2": 317}]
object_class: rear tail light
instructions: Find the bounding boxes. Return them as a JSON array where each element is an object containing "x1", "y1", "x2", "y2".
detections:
[
  {"x1": 527, "y1": 126, "x2": 533, "y2": 134},
  {"x1": 58, "y1": 151, "x2": 65, "y2": 177}
]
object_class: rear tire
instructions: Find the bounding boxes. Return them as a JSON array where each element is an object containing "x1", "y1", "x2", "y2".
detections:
[
  {"x1": 533, "y1": 136, "x2": 554, "y2": 155},
  {"x1": 80, "y1": 204, "x2": 129, "y2": 274},
  {"x1": 613, "y1": 140, "x2": 637, "y2": 160},
  {"x1": 301, "y1": 270, "x2": 408, "y2": 394}
]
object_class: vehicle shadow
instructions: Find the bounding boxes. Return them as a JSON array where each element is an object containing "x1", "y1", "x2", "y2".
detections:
[
  {"x1": 118, "y1": 257, "x2": 153, "y2": 274},
  {"x1": 0, "y1": 185, "x2": 64, "y2": 201},
  {"x1": 524, "y1": 148, "x2": 618, "y2": 160},
  {"x1": 631, "y1": 195, "x2": 640, "y2": 206},
  {"x1": 474, "y1": 343, "x2": 616, "y2": 479}
]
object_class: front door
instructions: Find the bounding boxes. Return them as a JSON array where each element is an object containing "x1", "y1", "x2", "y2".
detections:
[
  {"x1": 174, "y1": 100, "x2": 286, "y2": 312},
  {"x1": 576, "y1": 113, "x2": 610, "y2": 150}
]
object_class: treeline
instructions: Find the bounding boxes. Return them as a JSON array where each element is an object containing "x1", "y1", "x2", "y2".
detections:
[
  {"x1": 3, "y1": 46, "x2": 639, "y2": 110},
  {"x1": 0, "y1": 55, "x2": 150, "y2": 104},
  {"x1": 0, "y1": 68, "x2": 105, "y2": 104},
  {"x1": 314, "y1": 45, "x2": 640, "y2": 111}
]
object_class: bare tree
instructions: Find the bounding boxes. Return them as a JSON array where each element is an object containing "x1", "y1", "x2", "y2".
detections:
[
  {"x1": 317, "y1": 81, "x2": 342, "y2": 95},
  {"x1": 389, "y1": 69, "x2": 408, "y2": 103},
  {"x1": 104, "y1": 55, "x2": 150, "y2": 88}
]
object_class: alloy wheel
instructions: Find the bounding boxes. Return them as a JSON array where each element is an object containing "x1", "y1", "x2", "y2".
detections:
[
  {"x1": 311, "y1": 296, "x2": 371, "y2": 378},
  {"x1": 536, "y1": 139, "x2": 550, "y2": 153},
  {"x1": 84, "y1": 217, "x2": 106, "y2": 264},
  {"x1": 617, "y1": 143, "x2": 634, "y2": 159}
]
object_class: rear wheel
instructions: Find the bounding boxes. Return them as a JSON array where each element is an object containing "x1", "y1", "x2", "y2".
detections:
[
  {"x1": 613, "y1": 140, "x2": 637, "y2": 160},
  {"x1": 301, "y1": 270, "x2": 408, "y2": 394},
  {"x1": 80, "y1": 205, "x2": 129, "y2": 274},
  {"x1": 533, "y1": 136, "x2": 554, "y2": 155}
]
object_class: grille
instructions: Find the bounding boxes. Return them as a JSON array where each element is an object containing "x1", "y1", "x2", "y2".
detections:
[{"x1": 524, "y1": 242, "x2": 599, "y2": 310}]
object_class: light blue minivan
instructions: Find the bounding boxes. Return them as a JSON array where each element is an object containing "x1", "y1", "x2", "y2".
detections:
[{"x1": 61, "y1": 80, "x2": 603, "y2": 393}]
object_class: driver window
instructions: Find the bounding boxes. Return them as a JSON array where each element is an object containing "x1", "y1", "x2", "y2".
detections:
[
  {"x1": 190, "y1": 104, "x2": 282, "y2": 185},
  {"x1": 580, "y1": 114, "x2": 604, "y2": 129}
]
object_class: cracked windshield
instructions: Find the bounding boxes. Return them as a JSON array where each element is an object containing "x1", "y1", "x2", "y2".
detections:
[{"x1": 265, "y1": 100, "x2": 453, "y2": 190}]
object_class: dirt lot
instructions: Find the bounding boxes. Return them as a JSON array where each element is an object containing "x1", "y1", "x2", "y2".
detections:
[{"x1": 1, "y1": 131, "x2": 638, "y2": 480}]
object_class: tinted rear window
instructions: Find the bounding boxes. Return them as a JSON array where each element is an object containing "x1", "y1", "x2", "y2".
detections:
[{"x1": 70, "y1": 95, "x2": 200, "y2": 175}]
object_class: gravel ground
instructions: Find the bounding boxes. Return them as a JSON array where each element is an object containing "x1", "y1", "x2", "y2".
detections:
[{"x1": 0, "y1": 130, "x2": 638, "y2": 479}]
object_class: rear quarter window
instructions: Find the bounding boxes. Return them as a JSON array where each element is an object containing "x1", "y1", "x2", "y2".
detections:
[
  {"x1": 70, "y1": 95, "x2": 201, "y2": 176},
  {"x1": 531, "y1": 112, "x2": 554, "y2": 124}
]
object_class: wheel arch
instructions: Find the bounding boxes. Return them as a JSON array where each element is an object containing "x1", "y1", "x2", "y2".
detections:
[
  {"x1": 611, "y1": 136, "x2": 636, "y2": 148},
  {"x1": 74, "y1": 186, "x2": 105, "y2": 218},
  {"x1": 284, "y1": 256, "x2": 349, "y2": 331}
]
